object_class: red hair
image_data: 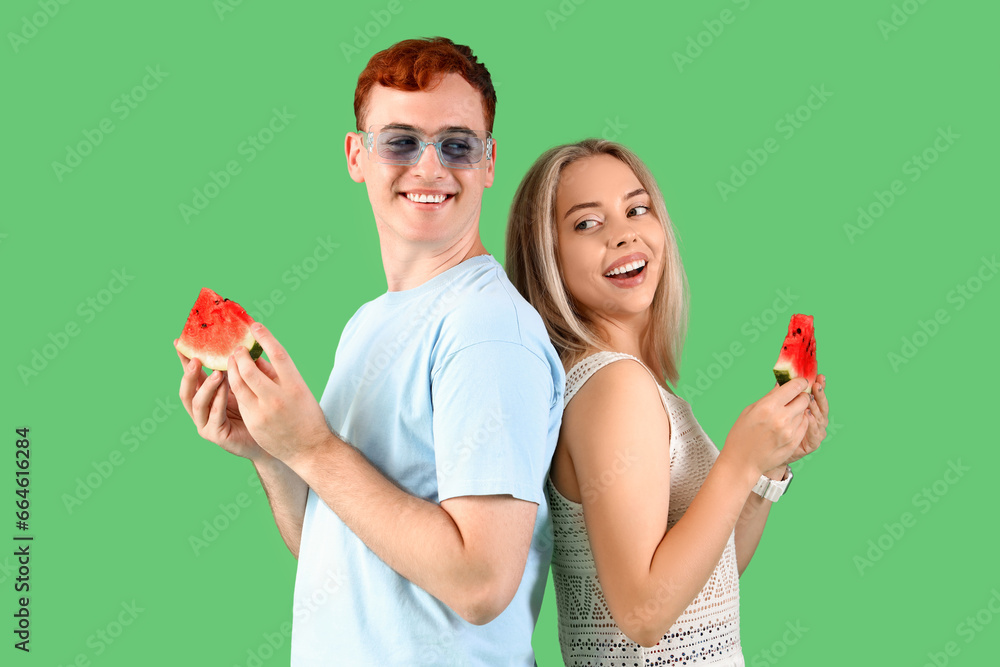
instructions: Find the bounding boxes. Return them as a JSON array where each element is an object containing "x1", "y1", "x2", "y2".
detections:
[{"x1": 354, "y1": 37, "x2": 497, "y2": 132}]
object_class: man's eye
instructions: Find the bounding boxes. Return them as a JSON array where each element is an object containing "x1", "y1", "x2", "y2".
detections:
[
  {"x1": 441, "y1": 139, "x2": 474, "y2": 155},
  {"x1": 628, "y1": 205, "x2": 650, "y2": 217},
  {"x1": 385, "y1": 136, "x2": 418, "y2": 150}
]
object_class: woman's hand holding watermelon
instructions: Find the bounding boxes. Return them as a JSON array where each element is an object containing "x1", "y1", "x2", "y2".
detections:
[
  {"x1": 779, "y1": 374, "x2": 829, "y2": 466},
  {"x1": 720, "y1": 377, "x2": 813, "y2": 477},
  {"x1": 175, "y1": 341, "x2": 273, "y2": 463}
]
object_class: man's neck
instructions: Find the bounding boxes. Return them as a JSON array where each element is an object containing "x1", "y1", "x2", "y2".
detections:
[{"x1": 380, "y1": 234, "x2": 490, "y2": 292}]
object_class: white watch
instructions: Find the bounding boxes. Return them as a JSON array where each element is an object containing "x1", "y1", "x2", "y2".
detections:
[{"x1": 752, "y1": 466, "x2": 793, "y2": 502}]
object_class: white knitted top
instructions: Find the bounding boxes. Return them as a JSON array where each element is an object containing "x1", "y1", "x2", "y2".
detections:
[{"x1": 547, "y1": 351, "x2": 744, "y2": 666}]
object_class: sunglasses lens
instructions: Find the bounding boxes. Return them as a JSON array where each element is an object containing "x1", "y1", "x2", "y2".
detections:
[
  {"x1": 439, "y1": 135, "x2": 484, "y2": 166},
  {"x1": 376, "y1": 131, "x2": 422, "y2": 163}
]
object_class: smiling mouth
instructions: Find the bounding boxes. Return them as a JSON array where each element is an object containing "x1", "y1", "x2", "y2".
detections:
[
  {"x1": 604, "y1": 259, "x2": 647, "y2": 280},
  {"x1": 404, "y1": 193, "x2": 452, "y2": 204}
]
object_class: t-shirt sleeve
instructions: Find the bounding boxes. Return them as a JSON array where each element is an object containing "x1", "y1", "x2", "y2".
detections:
[{"x1": 431, "y1": 340, "x2": 557, "y2": 504}]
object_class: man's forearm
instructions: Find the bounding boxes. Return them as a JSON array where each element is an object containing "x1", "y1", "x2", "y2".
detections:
[
  {"x1": 253, "y1": 454, "x2": 309, "y2": 558},
  {"x1": 285, "y1": 433, "x2": 532, "y2": 625}
]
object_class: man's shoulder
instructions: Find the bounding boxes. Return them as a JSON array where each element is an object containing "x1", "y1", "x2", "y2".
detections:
[{"x1": 440, "y1": 257, "x2": 550, "y2": 348}]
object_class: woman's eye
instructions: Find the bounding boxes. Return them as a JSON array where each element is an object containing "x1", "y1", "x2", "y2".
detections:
[
  {"x1": 628, "y1": 205, "x2": 649, "y2": 217},
  {"x1": 575, "y1": 219, "x2": 599, "y2": 231}
]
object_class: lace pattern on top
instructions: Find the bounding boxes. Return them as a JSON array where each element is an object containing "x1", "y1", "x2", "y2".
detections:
[{"x1": 550, "y1": 351, "x2": 744, "y2": 666}]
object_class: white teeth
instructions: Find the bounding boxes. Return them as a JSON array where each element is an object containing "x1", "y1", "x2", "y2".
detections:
[
  {"x1": 406, "y1": 193, "x2": 448, "y2": 203},
  {"x1": 605, "y1": 259, "x2": 646, "y2": 277}
]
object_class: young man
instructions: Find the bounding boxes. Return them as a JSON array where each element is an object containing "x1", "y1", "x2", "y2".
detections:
[{"x1": 175, "y1": 38, "x2": 563, "y2": 665}]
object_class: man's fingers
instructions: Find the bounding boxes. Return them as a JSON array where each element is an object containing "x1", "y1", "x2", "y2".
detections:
[
  {"x1": 178, "y1": 355, "x2": 208, "y2": 417},
  {"x1": 256, "y1": 355, "x2": 279, "y2": 382},
  {"x1": 228, "y1": 354, "x2": 257, "y2": 405},
  {"x1": 207, "y1": 375, "x2": 229, "y2": 430},
  {"x1": 175, "y1": 339, "x2": 190, "y2": 366},
  {"x1": 250, "y1": 322, "x2": 299, "y2": 378},
  {"x1": 233, "y1": 347, "x2": 273, "y2": 396},
  {"x1": 190, "y1": 370, "x2": 225, "y2": 428}
]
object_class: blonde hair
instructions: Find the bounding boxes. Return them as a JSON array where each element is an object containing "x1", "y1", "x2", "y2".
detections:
[{"x1": 506, "y1": 139, "x2": 689, "y2": 387}]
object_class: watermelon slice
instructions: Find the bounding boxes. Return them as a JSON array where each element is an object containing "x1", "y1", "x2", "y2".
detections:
[
  {"x1": 176, "y1": 288, "x2": 262, "y2": 371},
  {"x1": 773, "y1": 314, "x2": 817, "y2": 393}
]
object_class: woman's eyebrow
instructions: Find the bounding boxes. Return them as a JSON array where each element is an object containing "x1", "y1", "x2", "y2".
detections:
[
  {"x1": 563, "y1": 201, "x2": 599, "y2": 219},
  {"x1": 563, "y1": 188, "x2": 648, "y2": 219}
]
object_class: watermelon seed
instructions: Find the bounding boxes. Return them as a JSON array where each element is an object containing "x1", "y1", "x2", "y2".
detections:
[
  {"x1": 201, "y1": 323, "x2": 208, "y2": 328},
  {"x1": 796, "y1": 328, "x2": 802, "y2": 335}
]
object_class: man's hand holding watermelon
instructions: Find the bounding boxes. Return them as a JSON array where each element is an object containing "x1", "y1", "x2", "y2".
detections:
[
  {"x1": 221, "y1": 322, "x2": 333, "y2": 469},
  {"x1": 174, "y1": 337, "x2": 276, "y2": 464}
]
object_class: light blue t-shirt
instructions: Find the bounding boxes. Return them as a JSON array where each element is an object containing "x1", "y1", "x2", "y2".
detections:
[{"x1": 290, "y1": 255, "x2": 564, "y2": 666}]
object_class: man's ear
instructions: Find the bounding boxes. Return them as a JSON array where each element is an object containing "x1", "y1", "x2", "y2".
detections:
[
  {"x1": 484, "y1": 137, "x2": 496, "y2": 189},
  {"x1": 345, "y1": 131, "x2": 366, "y2": 184}
]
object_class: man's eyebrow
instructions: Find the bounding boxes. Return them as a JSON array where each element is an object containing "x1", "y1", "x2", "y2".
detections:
[
  {"x1": 381, "y1": 124, "x2": 477, "y2": 136},
  {"x1": 563, "y1": 189, "x2": 649, "y2": 219}
]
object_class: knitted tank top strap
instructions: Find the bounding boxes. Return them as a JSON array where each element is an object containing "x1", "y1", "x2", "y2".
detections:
[{"x1": 564, "y1": 350, "x2": 660, "y2": 406}]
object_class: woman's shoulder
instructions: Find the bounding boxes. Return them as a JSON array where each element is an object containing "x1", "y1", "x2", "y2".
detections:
[
  {"x1": 565, "y1": 350, "x2": 664, "y2": 402},
  {"x1": 563, "y1": 350, "x2": 669, "y2": 430}
]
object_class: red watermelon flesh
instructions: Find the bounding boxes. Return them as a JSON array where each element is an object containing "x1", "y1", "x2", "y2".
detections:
[
  {"x1": 773, "y1": 314, "x2": 817, "y2": 393},
  {"x1": 176, "y1": 288, "x2": 262, "y2": 371}
]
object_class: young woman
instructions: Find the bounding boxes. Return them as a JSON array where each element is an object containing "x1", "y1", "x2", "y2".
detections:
[{"x1": 506, "y1": 139, "x2": 829, "y2": 666}]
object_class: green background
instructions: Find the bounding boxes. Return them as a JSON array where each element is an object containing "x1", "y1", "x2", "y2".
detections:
[{"x1": 4, "y1": 0, "x2": 998, "y2": 664}]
